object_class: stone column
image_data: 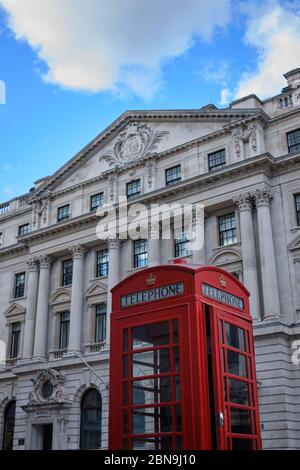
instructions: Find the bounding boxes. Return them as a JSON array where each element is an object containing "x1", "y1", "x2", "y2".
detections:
[
  {"x1": 33, "y1": 255, "x2": 52, "y2": 360},
  {"x1": 253, "y1": 188, "x2": 280, "y2": 320},
  {"x1": 234, "y1": 194, "x2": 261, "y2": 321},
  {"x1": 22, "y1": 257, "x2": 39, "y2": 359},
  {"x1": 106, "y1": 239, "x2": 121, "y2": 346},
  {"x1": 148, "y1": 223, "x2": 160, "y2": 267},
  {"x1": 68, "y1": 245, "x2": 87, "y2": 353}
]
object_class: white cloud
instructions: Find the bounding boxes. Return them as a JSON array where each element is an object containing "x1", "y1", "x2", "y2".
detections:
[
  {"x1": 235, "y1": 2, "x2": 300, "y2": 99},
  {"x1": 220, "y1": 87, "x2": 232, "y2": 105},
  {"x1": 0, "y1": 0, "x2": 230, "y2": 100}
]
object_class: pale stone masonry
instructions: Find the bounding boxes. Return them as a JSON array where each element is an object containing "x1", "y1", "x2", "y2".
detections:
[{"x1": 1, "y1": 69, "x2": 300, "y2": 449}]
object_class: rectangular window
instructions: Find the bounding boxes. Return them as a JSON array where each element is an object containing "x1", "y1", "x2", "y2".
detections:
[
  {"x1": 208, "y1": 148, "x2": 226, "y2": 171},
  {"x1": 96, "y1": 249, "x2": 109, "y2": 277},
  {"x1": 134, "y1": 240, "x2": 148, "y2": 268},
  {"x1": 90, "y1": 192, "x2": 104, "y2": 211},
  {"x1": 126, "y1": 179, "x2": 141, "y2": 200},
  {"x1": 0, "y1": 232, "x2": 2, "y2": 249},
  {"x1": 165, "y1": 165, "x2": 181, "y2": 186},
  {"x1": 95, "y1": 304, "x2": 106, "y2": 343},
  {"x1": 10, "y1": 322, "x2": 21, "y2": 358},
  {"x1": 59, "y1": 311, "x2": 70, "y2": 350},
  {"x1": 18, "y1": 223, "x2": 30, "y2": 236},
  {"x1": 295, "y1": 194, "x2": 300, "y2": 226},
  {"x1": 62, "y1": 259, "x2": 73, "y2": 286},
  {"x1": 14, "y1": 272, "x2": 25, "y2": 298},
  {"x1": 174, "y1": 231, "x2": 189, "y2": 258},
  {"x1": 287, "y1": 129, "x2": 300, "y2": 153},
  {"x1": 57, "y1": 204, "x2": 70, "y2": 222},
  {"x1": 218, "y1": 213, "x2": 237, "y2": 246}
]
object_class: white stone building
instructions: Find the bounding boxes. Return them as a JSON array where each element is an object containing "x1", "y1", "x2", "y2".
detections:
[{"x1": 1, "y1": 68, "x2": 300, "y2": 450}]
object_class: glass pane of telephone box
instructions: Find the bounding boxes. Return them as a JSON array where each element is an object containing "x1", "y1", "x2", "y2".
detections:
[
  {"x1": 132, "y1": 406, "x2": 172, "y2": 434},
  {"x1": 132, "y1": 377, "x2": 172, "y2": 404},
  {"x1": 132, "y1": 322, "x2": 170, "y2": 349},
  {"x1": 132, "y1": 349, "x2": 170, "y2": 377}
]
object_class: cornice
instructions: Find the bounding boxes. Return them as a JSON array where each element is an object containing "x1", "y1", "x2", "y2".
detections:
[
  {"x1": 29, "y1": 109, "x2": 265, "y2": 201},
  {"x1": 0, "y1": 243, "x2": 28, "y2": 260}
]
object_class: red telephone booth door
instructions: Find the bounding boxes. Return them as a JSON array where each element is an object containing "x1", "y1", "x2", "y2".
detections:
[
  {"x1": 206, "y1": 305, "x2": 261, "y2": 450},
  {"x1": 113, "y1": 305, "x2": 192, "y2": 450}
]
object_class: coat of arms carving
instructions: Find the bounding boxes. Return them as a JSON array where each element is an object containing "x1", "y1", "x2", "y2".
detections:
[{"x1": 101, "y1": 122, "x2": 168, "y2": 166}]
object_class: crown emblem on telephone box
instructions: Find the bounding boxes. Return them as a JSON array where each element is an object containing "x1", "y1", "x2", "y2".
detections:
[
  {"x1": 146, "y1": 273, "x2": 157, "y2": 286},
  {"x1": 220, "y1": 275, "x2": 227, "y2": 288}
]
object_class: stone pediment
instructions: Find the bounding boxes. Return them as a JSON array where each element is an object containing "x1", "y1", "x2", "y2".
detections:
[
  {"x1": 28, "y1": 109, "x2": 263, "y2": 199},
  {"x1": 50, "y1": 288, "x2": 71, "y2": 306},
  {"x1": 210, "y1": 247, "x2": 242, "y2": 265},
  {"x1": 85, "y1": 281, "x2": 108, "y2": 298},
  {"x1": 3, "y1": 302, "x2": 26, "y2": 318}
]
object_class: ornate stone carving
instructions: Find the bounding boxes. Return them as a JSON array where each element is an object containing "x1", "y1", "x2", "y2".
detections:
[
  {"x1": 146, "y1": 161, "x2": 154, "y2": 188},
  {"x1": 26, "y1": 257, "x2": 39, "y2": 272},
  {"x1": 32, "y1": 197, "x2": 50, "y2": 226},
  {"x1": 38, "y1": 254, "x2": 52, "y2": 269},
  {"x1": 231, "y1": 127, "x2": 243, "y2": 158},
  {"x1": 69, "y1": 245, "x2": 87, "y2": 260},
  {"x1": 252, "y1": 187, "x2": 272, "y2": 207},
  {"x1": 108, "y1": 175, "x2": 116, "y2": 201},
  {"x1": 233, "y1": 193, "x2": 253, "y2": 211},
  {"x1": 28, "y1": 369, "x2": 70, "y2": 405},
  {"x1": 248, "y1": 123, "x2": 258, "y2": 152},
  {"x1": 102, "y1": 122, "x2": 168, "y2": 166},
  {"x1": 231, "y1": 123, "x2": 258, "y2": 157},
  {"x1": 107, "y1": 238, "x2": 122, "y2": 250}
]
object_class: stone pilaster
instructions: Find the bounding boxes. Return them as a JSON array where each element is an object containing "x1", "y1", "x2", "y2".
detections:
[
  {"x1": 106, "y1": 239, "x2": 122, "y2": 345},
  {"x1": 22, "y1": 257, "x2": 39, "y2": 359},
  {"x1": 253, "y1": 187, "x2": 280, "y2": 320},
  {"x1": 68, "y1": 245, "x2": 87, "y2": 353},
  {"x1": 234, "y1": 193, "x2": 261, "y2": 320},
  {"x1": 148, "y1": 222, "x2": 160, "y2": 267},
  {"x1": 33, "y1": 255, "x2": 52, "y2": 360}
]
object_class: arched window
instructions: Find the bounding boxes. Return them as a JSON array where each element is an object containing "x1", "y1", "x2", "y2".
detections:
[
  {"x1": 80, "y1": 389, "x2": 102, "y2": 449},
  {"x1": 2, "y1": 400, "x2": 16, "y2": 450}
]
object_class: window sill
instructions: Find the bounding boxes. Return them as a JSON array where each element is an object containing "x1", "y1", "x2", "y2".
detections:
[
  {"x1": 90, "y1": 276, "x2": 108, "y2": 282},
  {"x1": 9, "y1": 296, "x2": 26, "y2": 302}
]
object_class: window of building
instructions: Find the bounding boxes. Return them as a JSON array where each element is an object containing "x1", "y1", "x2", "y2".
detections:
[
  {"x1": 18, "y1": 223, "x2": 30, "y2": 236},
  {"x1": 287, "y1": 129, "x2": 300, "y2": 153},
  {"x1": 218, "y1": 213, "x2": 237, "y2": 246},
  {"x1": 126, "y1": 179, "x2": 141, "y2": 200},
  {"x1": 90, "y1": 192, "x2": 104, "y2": 211},
  {"x1": 165, "y1": 165, "x2": 181, "y2": 186},
  {"x1": 0, "y1": 232, "x2": 2, "y2": 249},
  {"x1": 208, "y1": 149, "x2": 226, "y2": 171},
  {"x1": 14, "y1": 272, "x2": 25, "y2": 298},
  {"x1": 174, "y1": 231, "x2": 189, "y2": 258},
  {"x1": 62, "y1": 259, "x2": 73, "y2": 286},
  {"x1": 95, "y1": 304, "x2": 106, "y2": 343},
  {"x1": 80, "y1": 389, "x2": 102, "y2": 449},
  {"x1": 10, "y1": 322, "x2": 21, "y2": 359},
  {"x1": 134, "y1": 239, "x2": 148, "y2": 268},
  {"x1": 57, "y1": 204, "x2": 70, "y2": 222},
  {"x1": 295, "y1": 194, "x2": 300, "y2": 226},
  {"x1": 2, "y1": 400, "x2": 16, "y2": 450},
  {"x1": 59, "y1": 311, "x2": 70, "y2": 350},
  {"x1": 96, "y1": 249, "x2": 109, "y2": 277}
]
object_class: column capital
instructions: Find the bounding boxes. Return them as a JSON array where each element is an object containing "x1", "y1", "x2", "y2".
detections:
[
  {"x1": 69, "y1": 245, "x2": 88, "y2": 260},
  {"x1": 38, "y1": 254, "x2": 53, "y2": 269},
  {"x1": 107, "y1": 238, "x2": 122, "y2": 250},
  {"x1": 148, "y1": 221, "x2": 160, "y2": 239},
  {"x1": 233, "y1": 193, "x2": 253, "y2": 211},
  {"x1": 26, "y1": 257, "x2": 39, "y2": 272},
  {"x1": 252, "y1": 187, "x2": 272, "y2": 207}
]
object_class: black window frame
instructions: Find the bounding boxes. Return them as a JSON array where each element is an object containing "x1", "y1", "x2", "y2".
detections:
[
  {"x1": 95, "y1": 304, "x2": 106, "y2": 343},
  {"x1": 59, "y1": 311, "x2": 70, "y2": 350},
  {"x1": 208, "y1": 148, "x2": 226, "y2": 171},
  {"x1": 80, "y1": 389, "x2": 102, "y2": 449},
  {"x1": 96, "y1": 249, "x2": 109, "y2": 277},
  {"x1": 62, "y1": 259, "x2": 73, "y2": 286},
  {"x1": 218, "y1": 213, "x2": 237, "y2": 246},
  {"x1": 90, "y1": 192, "x2": 104, "y2": 212},
  {"x1": 57, "y1": 204, "x2": 70, "y2": 222},
  {"x1": 174, "y1": 231, "x2": 189, "y2": 258},
  {"x1": 2, "y1": 400, "x2": 16, "y2": 450},
  {"x1": 134, "y1": 239, "x2": 148, "y2": 268},
  {"x1": 18, "y1": 223, "x2": 30, "y2": 237},
  {"x1": 287, "y1": 128, "x2": 300, "y2": 153},
  {"x1": 0, "y1": 232, "x2": 2, "y2": 249},
  {"x1": 126, "y1": 179, "x2": 141, "y2": 200},
  {"x1": 14, "y1": 272, "x2": 25, "y2": 298},
  {"x1": 165, "y1": 165, "x2": 181, "y2": 186},
  {"x1": 295, "y1": 194, "x2": 300, "y2": 226},
  {"x1": 10, "y1": 322, "x2": 21, "y2": 359}
]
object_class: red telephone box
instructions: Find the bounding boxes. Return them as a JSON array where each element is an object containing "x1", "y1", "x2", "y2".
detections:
[{"x1": 109, "y1": 262, "x2": 261, "y2": 450}]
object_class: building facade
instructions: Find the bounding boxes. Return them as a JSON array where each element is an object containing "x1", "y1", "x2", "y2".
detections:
[{"x1": 1, "y1": 68, "x2": 300, "y2": 450}]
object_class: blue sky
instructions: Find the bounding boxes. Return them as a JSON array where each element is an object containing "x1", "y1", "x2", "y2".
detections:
[{"x1": 0, "y1": 0, "x2": 300, "y2": 203}]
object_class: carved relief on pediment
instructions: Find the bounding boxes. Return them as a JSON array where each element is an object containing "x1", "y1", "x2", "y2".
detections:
[
  {"x1": 28, "y1": 369, "x2": 70, "y2": 405},
  {"x1": 101, "y1": 122, "x2": 169, "y2": 166}
]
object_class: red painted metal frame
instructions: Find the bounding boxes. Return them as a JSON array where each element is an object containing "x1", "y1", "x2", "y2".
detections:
[{"x1": 109, "y1": 263, "x2": 261, "y2": 450}]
